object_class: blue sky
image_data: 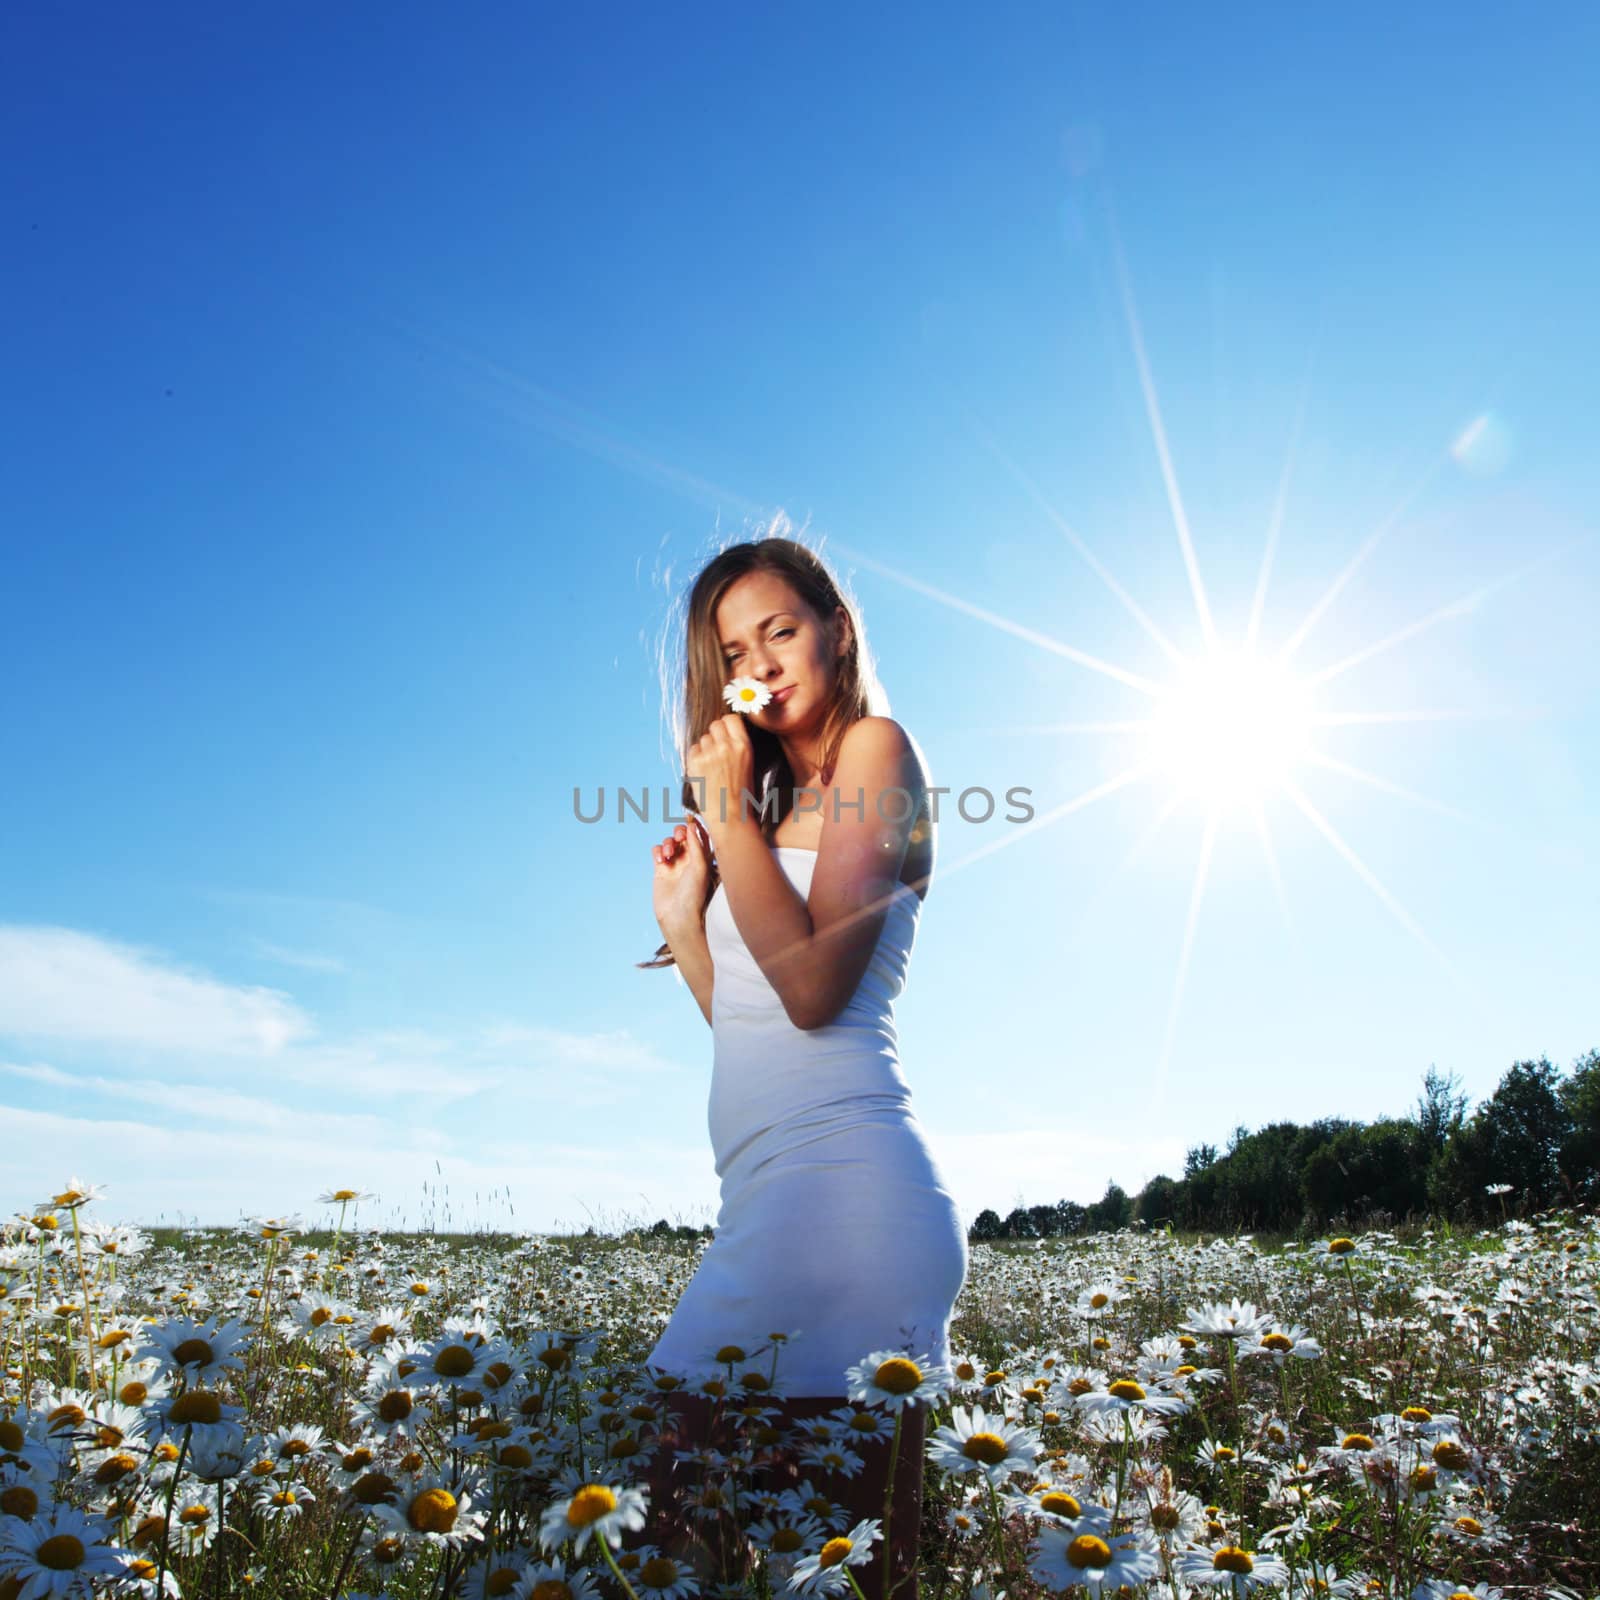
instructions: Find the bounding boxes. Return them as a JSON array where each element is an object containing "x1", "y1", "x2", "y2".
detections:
[{"x1": 3, "y1": 3, "x2": 1596, "y2": 1233}]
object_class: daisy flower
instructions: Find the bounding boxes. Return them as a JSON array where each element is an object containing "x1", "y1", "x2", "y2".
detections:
[
  {"x1": 844, "y1": 1349, "x2": 949, "y2": 1413},
  {"x1": 1073, "y1": 1375, "x2": 1188, "y2": 1419},
  {"x1": 253, "y1": 1483, "x2": 317, "y2": 1527},
  {"x1": 1028, "y1": 1522, "x2": 1162, "y2": 1591},
  {"x1": 786, "y1": 1517, "x2": 882, "y2": 1596},
  {"x1": 537, "y1": 1481, "x2": 649, "y2": 1557},
  {"x1": 134, "y1": 1316, "x2": 251, "y2": 1385},
  {"x1": 630, "y1": 1550, "x2": 702, "y2": 1599},
  {"x1": 1176, "y1": 1544, "x2": 1292, "y2": 1592},
  {"x1": 776, "y1": 1481, "x2": 852, "y2": 1535},
  {"x1": 722, "y1": 677, "x2": 772, "y2": 714},
  {"x1": 370, "y1": 1471, "x2": 488, "y2": 1551},
  {"x1": 745, "y1": 1512, "x2": 826, "y2": 1559},
  {"x1": 926, "y1": 1404, "x2": 1042, "y2": 1488},
  {"x1": 796, "y1": 1438, "x2": 867, "y2": 1480},
  {"x1": 1240, "y1": 1325, "x2": 1323, "y2": 1365},
  {"x1": 1180, "y1": 1301, "x2": 1275, "y2": 1341},
  {"x1": 43, "y1": 1177, "x2": 106, "y2": 1212},
  {"x1": 510, "y1": 1556, "x2": 605, "y2": 1600},
  {"x1": 1142, "y1": 1487, "x2": 1209, "y2": 1546},
  {"x1": 1074, "y1": 1283, "x2": 1125, "y2": 1319},
  {"x1": 0, "y1": 1504, "x2": 129, "y2": 1595}
]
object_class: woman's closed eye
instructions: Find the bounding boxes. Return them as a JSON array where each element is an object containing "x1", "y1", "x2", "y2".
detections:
[{"x1": 725, "y1": 627, "x2": 793, "y2": 665}]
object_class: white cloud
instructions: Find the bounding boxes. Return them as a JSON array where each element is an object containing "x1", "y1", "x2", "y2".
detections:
[
  {"x1": 249, "y1": 939, "x2": 349, "y2": 974},
  {"x1": 0, "y1": 925, "x2": 311, "y2": 1055}
]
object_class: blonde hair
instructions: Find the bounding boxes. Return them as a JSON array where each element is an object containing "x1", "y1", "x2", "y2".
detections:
[{"x1": 637, "y1": 525, "x2": 884, "y2": 970}]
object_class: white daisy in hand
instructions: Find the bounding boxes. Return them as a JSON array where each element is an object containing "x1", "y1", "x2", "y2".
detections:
[
  {"x1": 537, "y1": 1481, "x2": 649, "y2": 1558},
  {"x1": 787, "y1": 1517, "x2": 883, "y2": 1595},
  {"x1": 722, "y1": 676, "x2": 773, "y2": 714}
]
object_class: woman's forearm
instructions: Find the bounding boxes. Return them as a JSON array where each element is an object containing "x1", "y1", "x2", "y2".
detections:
[{"x1": 660, "y1": 914, "x2": 715, "y2": 1027}]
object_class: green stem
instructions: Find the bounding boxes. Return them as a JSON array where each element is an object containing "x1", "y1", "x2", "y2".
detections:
[{"x1": 155, "y1": 1424, "x2": 192, "y2": 1600}]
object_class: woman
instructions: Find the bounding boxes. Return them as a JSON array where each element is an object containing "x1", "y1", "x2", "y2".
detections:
[{"x1": 632, "y1": 535, "x2": 968, "y2": 1599}]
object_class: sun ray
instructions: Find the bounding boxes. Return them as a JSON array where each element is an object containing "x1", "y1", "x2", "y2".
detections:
[
  {"x1": 1303, "y1": 532, "x2": 1598, "y2": 689},
  {"x1": 1246, "y1": 792, "x2": 1297, "y2": 948},
  {"x1": 1246, "y1": 316, "x2": 1324, "y2": 654},
  {"x1": 1277, "y1": 777, "x2": 1464, "y2": 988},
  {"x1": 960, "y1": 718, "x2": 1157, "y2": 737},
  {"x1": 825, "y1": 539, "x2": 1164, "y2": 696},
  {"x1": 1151, "y1": 803, "x2": 1221, "y2": 1112},
  {"x1": 1105, "y1": 197, "x2": 1217, "y2": 651},
  {"x1": 1301, "y1": 750, "x2": 1478, "y2": 825},
  {"x1": 1061, "y1": 782, "x2": 1189, "y2": 959},
  {"x1": 941, "y1": 388, "x2": 1189, "y2": 670},
  {"x1": 1274, "y1": 452, "x2": 1448, "y2": 666},
  {"x1": 1307, "y1": 708, "x2": 1547, "y2": 727}
]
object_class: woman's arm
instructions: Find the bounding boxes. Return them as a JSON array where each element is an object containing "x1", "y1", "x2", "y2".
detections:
[
  {"x1": 659, "y1": 912, "x2": 715, "y2": 1027},
  {"x1": 714, "y1": 716, "x2": 923, "y2": 1031}
]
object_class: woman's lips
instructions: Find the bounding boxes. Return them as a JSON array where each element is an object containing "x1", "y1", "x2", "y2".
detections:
[{"x1": 771, "y1": 685, "x2": 797, "y2": 703}]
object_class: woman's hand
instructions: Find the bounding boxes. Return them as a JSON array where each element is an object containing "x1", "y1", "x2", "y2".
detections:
[
  {"x1": 652, "y1": 816, "x2": 712, "y2": 932},
  {"x1": 685, "y1": 713, "x2": 756, "y2": 841}
]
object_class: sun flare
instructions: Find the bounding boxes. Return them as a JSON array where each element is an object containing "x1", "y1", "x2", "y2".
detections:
[{"x1": 1141, "y1": 646, "x2": 1317, "y2": 808}]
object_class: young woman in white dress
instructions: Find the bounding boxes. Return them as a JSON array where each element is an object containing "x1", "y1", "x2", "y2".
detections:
[{"x1": 633, "y1": 536, "x2": 968, "y2": 1599}]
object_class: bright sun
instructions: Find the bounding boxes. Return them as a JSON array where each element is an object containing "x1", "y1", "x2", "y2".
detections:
[{"x1": 1141, "y1": 646, "x2": 1317, "y2": 808}]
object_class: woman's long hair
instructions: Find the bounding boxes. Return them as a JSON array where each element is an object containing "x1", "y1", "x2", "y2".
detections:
[{"x1": 637, "y1": 524, "x2": 885, "y2": 970}]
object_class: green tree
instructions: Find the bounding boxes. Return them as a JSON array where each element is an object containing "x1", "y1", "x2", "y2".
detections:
[{"x1": 1557, "y1": 1046, "x2": 1600, "y2": 1203}]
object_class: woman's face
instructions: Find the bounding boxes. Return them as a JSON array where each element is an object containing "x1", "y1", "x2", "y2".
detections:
[{"x1": 713, "y1": 570, "x2": 845, "y2": 730}]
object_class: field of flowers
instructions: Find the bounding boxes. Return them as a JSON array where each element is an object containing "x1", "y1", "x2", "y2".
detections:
[{"x1": 2, "y1": 1180, "x2": 1596, "y2": 1600}]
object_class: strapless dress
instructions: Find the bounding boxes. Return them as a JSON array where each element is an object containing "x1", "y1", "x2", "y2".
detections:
[{"x1": 646, "y1": 846, "x2": 968, "y2": 1397}]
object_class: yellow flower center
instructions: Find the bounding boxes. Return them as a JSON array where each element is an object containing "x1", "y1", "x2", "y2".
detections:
[
  {"x1": 1039, "y1": 1492, "x2": 1081, "y2": 1518},
  {"x1": 875, "y1": 1357, "x2": 924, "y2": 1394},
  {"x1": 1214, "y1": 1547, "x2": 1255, "y2": 1574},
  {"x1": 1433, "y1": 1440, "x2": 1472, "y2": 1470},
  {"x1": 409, "y1": 1488, "x2": 459, "y2": 1533},
  {"x1": 500, "y1": 1444, "x2": 534, "y2": 1470},
  {"x1": 1089, "y1": 1293, "x2": 1110, "y2": 1309},
  {"x1": 270, "y1": 1491, "x2": 296, "y2": 1508},
  {"x1": 1341, "y1": 1433, "x2": 1375, "y2": 1452},
  {"x1": 639, "y1": 1557, "x2": 681, "y2": 1588},
  {"x1": 1213, "y1": 1445, "x2": 1237, "y2": 1461},
  {"x1": 1401, "y1": 1406, "x2": 1432, "y2": 1423},
  {"x1": 172, "y1": 1338, "x2": 215, "y2": 1367},
  {"x1": 170, "y1": 1391, "x2": 222, "y2": 1426},
  {"x1": 566, "y1": 1485, "x2": 617, "y2": 1528},
  {"x1": 818, "y1": 1537, "x2": 854, "y2": 1568},
  {"x1": 1108, "y1": 1379, "x2": 1145, "y2": 1402},
  {"x1": 353, "y1": 1472, "x2": 397, "y2": 1505},
  {"x1": 772, "y1": 1527, "x2": 805, "y2": 1552},
  {"x1": 0, "y1": 1486, "x2": 39, "y2": 1518},
  {"x1": 1328, "y1": 1238, "x2": 1356, "y2": 1253},
  {"x1": 1150, "y1": 1501, "x2": 1180, "y2": 1531},
  {"x1": 484, "y1": 1568, "x2": 521, "y2": 1597},
  {"x1": 179, "y1": 1505, "x2": 212, "y2": 1525},
  {"x1": 961, "y1": 1432, "x2": 1010, "y2": 1465},
  {"x1": 529, "y1": 1584, "x2": 573, "y2": 1600},
  {"x1": 1262, "y1": 1333, "x2": 1294, "y2": 1352},
  {"x1": 331, "y1": 1189, "x2": 359, "y2": 1202},
  {"x1": 433, "y1": 1346, "x2": 475, "y2": 1378},
  {"x1": 379, "y1": 1391, "x2": 414, "y2": 1423},
  {"x1": 1067, "y1": 1535, "x2": 1113, "y2": 1569},
  {"x1": 0, "y1": 1422, "x2": 20, "y2": 1455},
  {"x1": 36, "y1": 1534, "x2": 86, "y2": 1571},
  {"x1": 1454, "y1": 1516, "x2": 1483, "y2": 1536}
]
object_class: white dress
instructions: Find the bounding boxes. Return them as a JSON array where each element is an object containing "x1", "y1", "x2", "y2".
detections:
[{"x1": 647, "y1": 845, "x2": 969, "y2": 1398}]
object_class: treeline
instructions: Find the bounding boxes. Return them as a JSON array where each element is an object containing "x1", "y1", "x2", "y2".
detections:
[{"x1": 969, "y1": 1049, "x2": 1600, "y2": 1242}]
